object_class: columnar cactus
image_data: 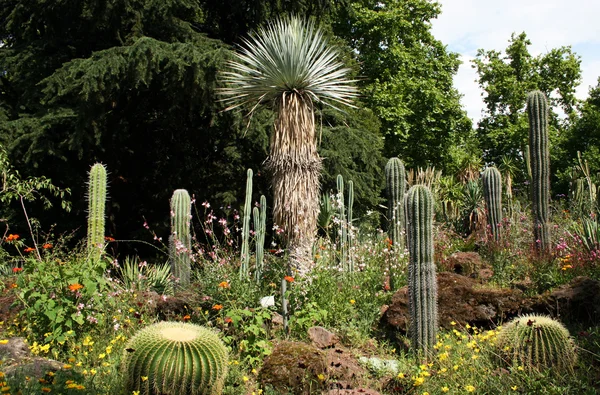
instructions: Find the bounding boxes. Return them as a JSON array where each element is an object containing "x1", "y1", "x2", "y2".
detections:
[
  {"x1": 527, "y1": 91, "x2": 551, "y2": 254},
  {"x1": 170, "y1": 189, "x2": 192, "y2": 287},
  {"x1": 482, "y1": 167, "x2": 503, "y2": 241},
  {"x1": 240, "y1": 169, "x2": 253, "y2": 279},
  {"x1": 496, "y1": 314, "x2": 577, "y2": 374},
  {"x1": 405, "y1": 185, "x2": 438, "y2": 356},
  {"x1": 347, "y1": 180, "x2": 354, "y2": 272},
  {"x1": 386, "y1": 157, "x2": 406, "y2": 249},
  {"x1": 122, "y1": 322, "x2": 228, "y2": 395},
  {"x1": 336, "y1": 174, "x2": 348, "y2": 269},
  {"x1": 253, "y1": 195, "x2": 267, "y2": 283},
  {"x1": 87, "y1": 163, "x2": 107, "y2": 264}
]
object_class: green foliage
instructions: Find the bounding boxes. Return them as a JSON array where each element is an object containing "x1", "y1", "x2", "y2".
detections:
[
  {"x1": 334, "y1": 0, "x2": 472, "y2": 170},
  {"x1": 240, "y1": 169, "x2": 253, "y2": 279},
  {"x1": 496, "y1": 314, "x2": 577, "y2": 374},
  {"x1": 405, "y1": 185, "x2": 438, "y2": 356},
  {"x1": 117, "y1": 256, "x2": 173, "y2": 295},
  {"x1": 222, "y1": 307, "x2": 273, "y2": 367},
  {"x1": 87, "y1": 163, "x2": 107, "y2": 264},
  {"x1": 527, "y1": 90, "x2": 551, "y2": 254},
  {"x1": 482, "y1": 167, "x2": 503, "y2": 241},
  {"x1": 385, "y1": 157, "x2": 406, "y2": 249},
  {"x1": 169, "y1": 189, "x2": 192, "y2": 287},
  {"x1": 122, "y1": 321, "x2": 229, "y2": 395}
]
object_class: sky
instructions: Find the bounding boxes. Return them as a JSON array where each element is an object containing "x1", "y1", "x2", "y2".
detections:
[{"x1": 430, "y1": 0, "x2": 600, "y2": 123}]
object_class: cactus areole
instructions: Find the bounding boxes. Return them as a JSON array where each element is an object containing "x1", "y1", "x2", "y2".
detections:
[{"x1": 405, "y1": 185, "x2": 438, "y2": 356}]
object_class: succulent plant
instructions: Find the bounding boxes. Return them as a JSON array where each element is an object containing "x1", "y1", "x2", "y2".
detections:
[
  {"x1": 405, "y1": 184, "x2": 438, "y2": 356},
  {"x1": 482, "y1": 167, "x2": 502, "y2": 241},
  {"x1": 254, "y1": 194, "x2": 267, "y2": 282},
  {"x1": 122, "y1": 322, "x2": 228, "y2": 395},
  {"x1": 386, "y1": 157, "x2": 406, "y2": 249},
  {"x1": 527, "y1": 91, "x2": 551, "y2": 254},
  {"x1": 169, "y1": 189, "x2": 192, "y2": 287},
  {"x1": 87, "y1": 163, "x2": 107, "y2": 264},
  {"x1": 240, "y1": 168, "x2": 253, "y2": 279},
  {"x1": 496, "y1": 314, "x2": 577, "y2": 374}
]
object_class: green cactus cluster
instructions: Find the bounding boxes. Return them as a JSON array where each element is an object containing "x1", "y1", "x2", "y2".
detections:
[
  {"x1": 482, "y1": 167, "x2": 503, "y2": 241},
  {"x1": 169, "y1": 189, "x2": 192, "y2": 287},
  {"x1": 405, "y1": 184, "x2": 438, "y2": 356},
  {"x1": 87, "y1": 163, "x2": 107, "y2": 264},
  {"x1": 527, "y1": 91, "x2": 551, "y2": 254},
  {"x1": 240, "y1": 169, "x2": 253, "y2": 279},
  {"x1": 122, "y1": 321, "x2": 229, "y2": 395},
  {"x1": 335, "y1": 174, "x2": 354, "y2": 272},
  {"x1": 386, "y1": 157, "x2": 406, "y2": 249},
  {"x1": 496, "y1": 314, "x2": 577, "y2": 374}
]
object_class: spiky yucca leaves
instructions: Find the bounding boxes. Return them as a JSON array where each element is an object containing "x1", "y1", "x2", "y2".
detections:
[
  {"x1": 405, "y1": 185, "x2": 438, "y2": 357},
  {"x1": 87, "y1": 163, "x2": 107, "y2": 264},
  {"x1": 169, "y1": 189, "x2": 192, "y2": 287},
  {"x1": 496, "y1": 314, "x2": 577, "y2": 374},
  {"x1": 220, "y1": 16, "x2": 358, "y2": 275},
  {"x1": 122, "y1": 322, "x2": 228, "y2": 395},
  {"x1": 482, "y1": 167, "x2": 502, "y2": 241},
  {"x1": 527, "y1": 91, "x2": 551, "y2": 254},
  {"x1": 385, "y1": 157, "x2": 406, "y2": 249}
]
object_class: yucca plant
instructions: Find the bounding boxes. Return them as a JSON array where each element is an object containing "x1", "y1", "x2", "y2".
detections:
[{"x1": 220, "y1": 16, "x2": 358, "y2": 275}]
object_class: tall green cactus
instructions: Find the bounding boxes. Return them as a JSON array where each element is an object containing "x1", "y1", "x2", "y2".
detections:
[
  {"x1": 482, "y1": 167, "x2": 503, "y2": 241},
  {"x1": 405, "y1": 185, "x2": 438, "y2": 356},
  {"x1": 170, "y1": 189, "x2": 192, "y2": 287},
  {"x1": 254, "y1": 195, "x2": 267, "y2": 283},
  {"x1": 240, "y1": 169, "x2": 253, "y2": 279},
  {"x1": 496, "y1": 314, "x2": 577, "y2": 374},
  {"x1": 386, "y1": 157, "x2": 406, "y2": 249},
  {"x1": 527, "y1": 91, "x2": 551, "y2": 254},
  {"x1": 87, "y1": 163, "x2": 107, "y2": 264},
  {"x1": 122, "y1": 322, "x2": 228, "y2": 395},
  {"x1": 336, "y1": 174, "x2": 348, "y2": 269},
  {"x1": 347, "y1": 180, "x2": 354, "y2": 272}
]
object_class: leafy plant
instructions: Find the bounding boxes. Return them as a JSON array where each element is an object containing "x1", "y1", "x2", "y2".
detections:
[{"x1": 116, "y1": 256, "x2": 173, "y2": 295}]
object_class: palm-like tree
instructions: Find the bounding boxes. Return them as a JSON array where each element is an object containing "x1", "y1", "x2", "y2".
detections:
[{"x1": 220, "y1": 16, "x2": 358, "y2": 274}]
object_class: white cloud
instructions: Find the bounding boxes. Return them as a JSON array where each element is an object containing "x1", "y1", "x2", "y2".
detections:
[{"x1": 431, "y1": 0, "x2": 600, "y2": 123}]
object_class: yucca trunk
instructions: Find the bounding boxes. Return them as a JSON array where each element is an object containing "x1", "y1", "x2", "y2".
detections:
[{"x1": 267, "y1": 92, "x2": 321, "y2": 274}]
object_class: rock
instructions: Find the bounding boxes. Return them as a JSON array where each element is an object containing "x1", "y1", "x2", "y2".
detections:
[
  {"x1": 309, "y1": 326, "x2": 339, "y2": 349},
  {"x1": 323, "y1": 389, "x2": 382, "y2": 395},
  {"x1": 271, "y1": 312, "x2": 284, "y2": 326},
  {"x1": 537, "y1": 276, "x2": 600, "y2": 325},
  {"x1": 0, "y1": 337, "x2": 30, "y2": 362},
  {"x1": 381, "y1": 272, "x2": 530, "y2": 334},
  {"x1": 443, "y1": 251, "x2": 493, "y2": 280},
  {"x1": 0, "y1": 337, "x2": 67, "y2": 379},
  {"x1": 325, "y1": 347, "x2": 369, "y2": 390},
  {"x1": 260, "y1": 341, "x2": 327, "y2": 395}
]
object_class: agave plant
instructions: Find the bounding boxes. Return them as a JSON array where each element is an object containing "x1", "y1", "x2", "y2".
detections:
[{"x1": 220, "y1": 16, "x2": 358, "y2": 274}]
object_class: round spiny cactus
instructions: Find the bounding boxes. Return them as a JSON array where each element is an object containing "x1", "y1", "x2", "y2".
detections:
[
  {"x1": 122, "y1": 322, "x2": 228, "y2": 395},
  {"x1": 496, "y1": 314, "x2": 577, "y2": 374}
]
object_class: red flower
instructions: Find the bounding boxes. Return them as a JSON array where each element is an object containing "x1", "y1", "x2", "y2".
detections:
[
  {"x1": 104, "y1": 236, "x2": 115, "y2": 242},
  {"x1": 224, "y1": 317, "x2": 233, "y2": 324},
  {"x1": 183, "y1": 315, "x2": 191, "y2": 321},
  {"x1": 5, "y1": 234, "x2": 19, "y2": 242},
  {"x1": 284, "y1": 276, "x2": 294, "y2": 283},
  {"x1": 24, "y1": 247, "x2": 35, "y2": 253},
  {"x1": 42, "y1": 243, "x2": 52, "y2": 249},
  {"x1": 12, "y1": 267, "x2": 23, "y2": 273}
]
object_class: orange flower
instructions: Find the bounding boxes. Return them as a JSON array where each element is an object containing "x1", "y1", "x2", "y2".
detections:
[
  {"x1": 218, "y1": 281, "x2": 230, "y2": 289},
  {"x1": 42, "y1": 243, "x2": 53, "y2": 249},
  {"x1": 68, "y1": 283, "x2": 84, "y2": 292},
  {"x1": 12, "y1": 267, "x2": 23, "y2": 273},
  {"x1": 24, "y1": 247, "x2": 35, "y2": 253},
  {"x1": 5, "y1": 234, "x2": 19, "y2": 242},
  {"x1": 224, "y1": 317, "x2": 233, "y2": 324},
  {"x1": 104, "y1": 236, "x2": 115, "y2": 242},
  {"x1": 384, "y1": 238, "x2": 393, "y2": 247},
  {"x1": 284, "y1": 276, "x2": 294, "y2": 283},
  {"x1": 183, "y1": 315, "x2": 191, "y2": 321},
  {"x1": 212, "y1": 304, "x2": 223, "y2": 311}
]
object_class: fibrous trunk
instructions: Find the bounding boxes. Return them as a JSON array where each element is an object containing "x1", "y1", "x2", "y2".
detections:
[{"x1": 267, "y1": 92, "x2": 320, "y2": 275}]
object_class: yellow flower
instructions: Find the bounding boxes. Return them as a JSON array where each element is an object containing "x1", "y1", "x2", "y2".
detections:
[
  {"x1": 242, "y1": 376, "x2": 249, "y2": 382},
  {"x1": 133, "y1": 392, "x2": 140, "y2": 395},
  {"x1": 413, "y1": 377, "x2": 425, "y2": 386},
  {"x1": 0, "y1": 341, "x2": 7, "y2": 345},
  {"x1": 517, "y1": 366, "x2": 524, "y2": 371},
  {"x1": 89, "y1": 369, "x2": 97, "y2": 375},
  {"x1": 511, "y1": 386, "x2": 518, "y2": 391},
  {"x1": 349, "y1": 299, "x2": 355, "y2": 305},
  {"x1": 441, "y1": 387, "x2": 449, "y2": 393},
  {"x1": 397, "y1": 372, "x2": 405, "y2": 379},
  {"x1": 1, "y1": 386, "x2": 10, "y2": 392},
  {"x1": 41, "y1": 388, "x2": 51, "y2": 393},
  {"x1": 141, "y1": 376, "x2": 148, "y2": 382},
  {"x1": 465, "y1": 385, "x2": 475, "y2": 392},
  {"x1": 317, "y1": 374, "x2": 325, "y2": 381},
  {"x1": 450, "y1": 321, "x2": 456, "y2": 326}
]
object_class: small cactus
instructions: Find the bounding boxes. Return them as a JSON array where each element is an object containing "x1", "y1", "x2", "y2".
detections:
[
  {"x1": 527, "y1": 91, "x2": 551, "y2": 254},
  {"x1": 496, "y1": 314, "x2": 577, "y2": 374},
  {"x1": 87, "y1": 163, "x2": 107, "y2": 264},
  {"x1": 482, "y1": 167, "x2": 503, "y2": 241},
  {"x1": 122, "y1": 322, "x2": 229, "y2": 395},
  {"x1": 405, "y1": 185, "x2": 438, "y2": 356},
  {"x1": 386, "y1": 158, "x2": 406, "y2": 249},
  {"x1": 169, "y1": 189, "x2": 192, "y2": 287}
]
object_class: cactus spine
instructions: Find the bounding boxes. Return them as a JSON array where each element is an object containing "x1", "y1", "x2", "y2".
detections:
[
  {"x1": 122, "y1": 322, "x2": 228, "y2": 395},
  {"x1": 386, "y1": 158, "x2": 406, "y2": 249},
  {"x1": 405, "y1": 185, "x2": 438, "y2": 356},
  {"x1": 527, "y1": 91, "x2": 551, "y2": 254},
  {"x1": 482, "y1": 167, "x2": 503, "y2": 241},
  {"x1": 170, "y1": 189, "x2": 192, "y2": 287},
  {"x1": 87, "y1": 163, "x2": 107, "y2": 264},
  {"x1": 240, "y1": 169, "x2": 253, "y2": 279},
  {"x1": 254, "y1": 195, "x2": 267, "y2": 283},
  {"x1": 496, "y1": 314, "x2": 577, "y2": 374}
]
